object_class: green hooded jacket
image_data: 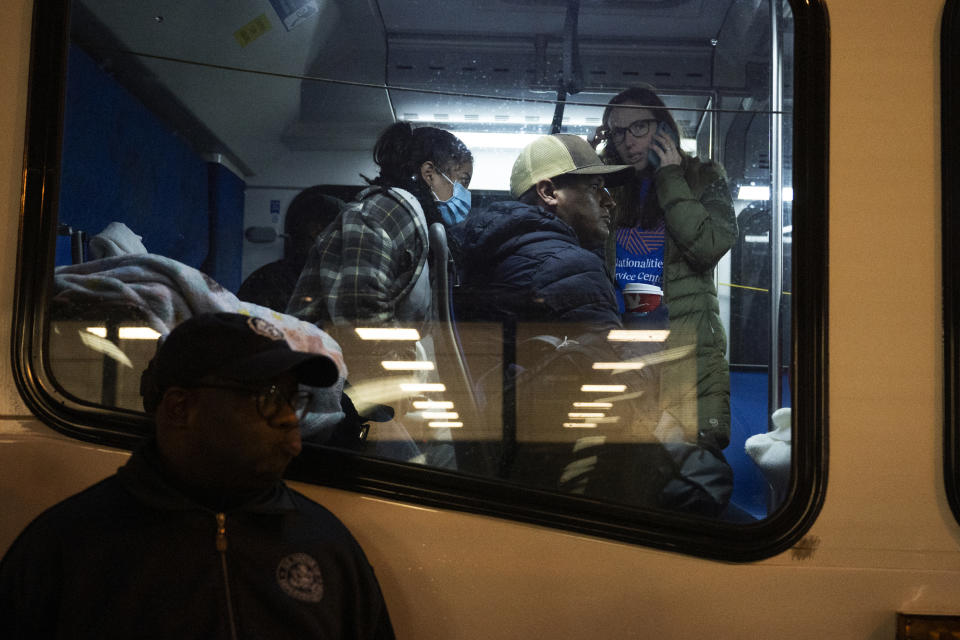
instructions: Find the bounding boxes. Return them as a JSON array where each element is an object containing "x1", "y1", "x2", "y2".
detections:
[{"x1": 606, "y1": 157, "x2": 738, "y2": 449}]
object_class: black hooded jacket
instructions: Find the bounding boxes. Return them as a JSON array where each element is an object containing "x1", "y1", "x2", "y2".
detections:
[{"x1": 0, "y1": 442, "x2": 394, "y2": 639}]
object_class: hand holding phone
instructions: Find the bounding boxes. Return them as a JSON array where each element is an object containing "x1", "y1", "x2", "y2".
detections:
[{"x1": 647, "y1": 121, "x2": 681, "y2": 170}]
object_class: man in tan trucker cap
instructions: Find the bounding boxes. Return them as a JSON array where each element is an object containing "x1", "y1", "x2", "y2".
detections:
[
  {"x1": 452, "y1": 133, "x2": 632, "y2": 328},
  {"x1": 450, "y1": 135, "x2": 676, "y2": 505}
]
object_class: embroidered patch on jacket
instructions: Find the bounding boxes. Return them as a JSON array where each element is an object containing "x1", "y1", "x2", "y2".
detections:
[
  {"x1": 276, "y1": 553, "x2": 324, "y2": 602},
  {"x1": 247, "y1": 316, "x2": 284, "y2": 341}
]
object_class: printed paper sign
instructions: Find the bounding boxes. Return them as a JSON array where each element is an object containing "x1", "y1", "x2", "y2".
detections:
[
  {"x1": 614, "y1": 224, "x2": 665, "y2": 313},
  {"x1": 269, "y1": 0, "x2": 320, "y2": 31}
]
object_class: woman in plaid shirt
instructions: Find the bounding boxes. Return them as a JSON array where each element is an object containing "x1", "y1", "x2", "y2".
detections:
[
  {"x1": 288, "y1": 122, "x2": 473, "y2": 328},
  {"x1": 287, "y1": 124, "x2": 473, "y2": 470}
]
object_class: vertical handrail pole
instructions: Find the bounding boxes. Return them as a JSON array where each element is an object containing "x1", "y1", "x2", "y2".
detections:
[{"x1": 768, "y1": 0, "x2": 784, "y2": 420}]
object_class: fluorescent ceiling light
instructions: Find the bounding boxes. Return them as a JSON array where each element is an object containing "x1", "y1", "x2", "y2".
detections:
[
  {"x1": 580, "y1": 384, "x2": 627, "y2": 392},
  {"x1": 454, "y1": 130, "x2": 696, "y2": 154},
  {"x1": 457, "y1": 132, "x2": 585, "y2": 190},
  {"x1": 573, "y1": 402, "x2": 613, "y2": 408},
  {"x1": 563, "y1": 422, "x2": 598, "y2": 428},
  {"x1": 381, "y1": 360, "x2": 435, "y2": 371},
  {"x1": 428, "y1": 421, "x2": 463, "y2": 428},
  {"x1": 422, "y1": 411, "x2": 459, "y2": 419},
  {"x1": 451, "y1": 130, "x2": 707, "y2": 192},
  {"x1": 453, "y1": 131, "x2": 546, "y2": 151},
  {"x1": 438, "y1": 130, "x2": 697, "y2": 192},
  {"x1": 736, "y1": 185, "x2": 795, "y2": 201},
  {"x1": 355, "y1": 328, "x2": 421, "y2": 341},
  {"x1": 569, "y1": 412, "x2": 605, "y2": 418}
]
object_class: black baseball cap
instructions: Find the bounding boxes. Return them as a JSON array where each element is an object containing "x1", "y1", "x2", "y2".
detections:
[{"x1": 140, "y1": 313, "x2": 339, "y2": 412}]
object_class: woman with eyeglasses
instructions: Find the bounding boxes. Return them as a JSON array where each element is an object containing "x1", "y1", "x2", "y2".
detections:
[{"x1": 596, "y1": 86, "x2": 737, "y2": 464}]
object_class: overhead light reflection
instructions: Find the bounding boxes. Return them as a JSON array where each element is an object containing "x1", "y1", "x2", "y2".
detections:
[
  {"x1": 594, "y1": 390, "x2": 646, "y2": 403},
  {"x1": 428, "y1": 421, "x2": 463, "y2": 428},
  {"x1": 422, "y1": 411, "x2": 459, "y2": 419},
  {"x1": 413, "y1": 400, "x2": 454, "y2": 409},
  {"x1": 85, "y1": 326, "x2": 162, "y2": 340},
  {"x1": 580, "y1": 384, "x2": 627, "y2": 392},
  {"x1": 607, "y1": 330, "x2": 670, "y2": 342},
  {"x1": 573, "y1": 402, "x2": 613, "y2": 408},
  {"x1": 355, "y1": 328, "x2": 421, "y2": 341},
  {"x1": 121, "y1": 327, "x2": 161, "y2": 340},
  {"x1": 77, "y1": 330, "x2": 134, "y2": 367},
  {"x1": 605, "y1": 345, "x2": 696, "y2": 374},
  {"x1": 400, "y1": 382, "x2": 446, "y2": 392},
  {"x1": 592, "y1": 362, "x2": 644, "y2": 370},
  {"x1": 569, "y1": 412, "x2": 604, "y2": 418},
  {"x1": 381, "y1": 360, "x2": 435, "y2": 371},
  {"x1": 343, "y1": 376, "x2": 423, "y2": 414},
  {"x1": 563, "y1": 422, "x2": 598, "y2": 428}
]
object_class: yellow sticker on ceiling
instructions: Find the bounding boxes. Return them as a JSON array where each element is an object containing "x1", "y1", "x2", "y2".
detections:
[{"x1": 234, "y1": 14, "x2": 272, "y2": 48}]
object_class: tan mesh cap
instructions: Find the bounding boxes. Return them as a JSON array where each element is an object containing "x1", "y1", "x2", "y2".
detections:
[{"x1": 509, "y1": 134, "x2": 633, "y2": 198}]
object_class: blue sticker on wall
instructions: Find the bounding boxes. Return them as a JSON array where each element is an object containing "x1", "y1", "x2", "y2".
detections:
[{"x1": 268, "y1": 0, "x2": 319, "y2": 31}]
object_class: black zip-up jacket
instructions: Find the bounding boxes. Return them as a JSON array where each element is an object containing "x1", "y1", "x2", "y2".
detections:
[{"x1": 0, "y1": 444, "x2": 394, "y2": 639}]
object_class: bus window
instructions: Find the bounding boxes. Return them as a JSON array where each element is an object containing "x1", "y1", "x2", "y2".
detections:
[{"x1": 16, "y1": 0, "x2": 828, "y2": 559}]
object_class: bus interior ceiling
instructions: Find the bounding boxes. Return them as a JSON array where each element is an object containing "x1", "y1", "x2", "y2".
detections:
[{"x1": 72, "y1": 0, "x2": 781, "y2": 188}]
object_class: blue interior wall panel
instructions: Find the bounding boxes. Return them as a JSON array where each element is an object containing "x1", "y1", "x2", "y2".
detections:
[
  {"x1": 204, "y1": 163, "x2": 245, "y2": 292},
  {"x1": 56, "y1": 44, "x2": 210, "y2": 268},
  {"x1": 727, "y1": 369, "x2": 792, "y2": 519}
]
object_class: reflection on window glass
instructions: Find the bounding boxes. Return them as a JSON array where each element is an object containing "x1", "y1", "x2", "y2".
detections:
[{"x1": 50, "y1": 0, "x2": 795, "y2": 522}]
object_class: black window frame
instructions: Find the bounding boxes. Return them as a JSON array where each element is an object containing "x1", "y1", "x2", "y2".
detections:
[
  {"x1": 942, "y1": 0, "x2": 960, "y2": 524},
  {"x1": 13, "y1": 0, "x2": 830, "y2": 562}
]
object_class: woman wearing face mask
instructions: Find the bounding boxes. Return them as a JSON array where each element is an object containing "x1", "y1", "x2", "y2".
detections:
[
  {"x1": 596, "y1": 86, "x2": 737, "y2": 458},
  {"x1": 287, "y1": 123, "x2": 471, "y2": 472},
  {"x1": 288, "y1": 122, "x2": 473, "y2": 327}
]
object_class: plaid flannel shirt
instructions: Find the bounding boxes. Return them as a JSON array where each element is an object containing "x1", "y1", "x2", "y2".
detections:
[{"x1": 287, "y1": 187, "x2": 429, "y2": 327}]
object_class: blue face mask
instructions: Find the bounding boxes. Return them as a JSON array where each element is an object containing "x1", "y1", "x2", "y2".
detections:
[{"x1": 433, "y1": 171, "x2": 472, "y2": 225}]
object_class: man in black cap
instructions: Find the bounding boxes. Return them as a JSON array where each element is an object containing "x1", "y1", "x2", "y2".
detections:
[{"x1": 0, "y1": 313, "x2": 394, "y2": 639}]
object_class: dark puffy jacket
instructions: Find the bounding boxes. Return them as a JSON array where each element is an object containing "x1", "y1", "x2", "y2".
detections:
[{"x1": 451, "y1": 200, "x2": 621, "y2": 329}]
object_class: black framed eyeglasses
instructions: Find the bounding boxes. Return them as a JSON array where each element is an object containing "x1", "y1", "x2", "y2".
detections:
[
  {"x1": 194, "y1": 382, "x2": 314, "y2": 424},
  {"x1": 606, "y1": 118, "x2": 658, "y2": 144}
]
